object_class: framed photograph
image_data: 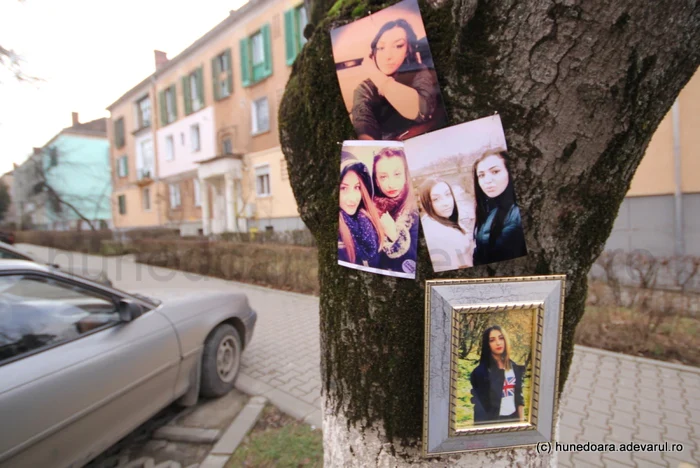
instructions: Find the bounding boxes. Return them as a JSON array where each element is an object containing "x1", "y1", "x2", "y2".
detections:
[
  {"x1": 338, "y1": 141, "x2": 419, "y2": 279},
  {"x1": 423, "y1": 275, "x2": 565, "y2": 456},
  {"x1": 405, "y1": 114, "x2": 528, "y2": 272},
  {"x1": 330, "y1": 0, "x2": 447, "y2": 141}
]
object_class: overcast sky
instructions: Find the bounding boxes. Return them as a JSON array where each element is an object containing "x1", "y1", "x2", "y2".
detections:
[{"x1": 0, "y1": 0, "x2": 248, "y2": 176}]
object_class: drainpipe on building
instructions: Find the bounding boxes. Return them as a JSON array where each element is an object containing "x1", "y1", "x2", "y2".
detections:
[
  {"x1": 150, "y1": 75, "x2": 163, "y2": 228},
  {"x1": 672, "y1": 99, "x2": 684, "y2": 256}
]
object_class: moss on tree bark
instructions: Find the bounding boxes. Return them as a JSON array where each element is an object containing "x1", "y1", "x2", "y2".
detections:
[{"x1": 280, "y1": 0, "x2": 700, "y2": 455}]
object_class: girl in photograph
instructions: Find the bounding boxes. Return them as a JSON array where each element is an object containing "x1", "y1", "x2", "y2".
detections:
[
  {"x1": 472, "y1": 150, "x2": 527, "y2": 266},
  {"x1": 469, "y1": 325, "x2": 526, "y2": 424},
  {"x1": 352, "y1": 19, "x2": 443, "y2": 140},
  {"x1": 338, "y1": 155, "x2": 385, "y2": 268},
  {"x1": 418, "y1": 178, "x2": 474, "y2": 271},
  {"x1": 372, "y1": 147, "x2": 419, "y2": 274}
]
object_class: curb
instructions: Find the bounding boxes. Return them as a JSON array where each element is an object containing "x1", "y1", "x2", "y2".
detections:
[
  {"x1": 574, "y1": 344, "x2": 700, "y2": 375},
  {"x1": 199, "y1": 396, "x2": 268, "y2": 468},
  {"x1": 235, "y1": 373, "x2": 323, "y2": 429}
]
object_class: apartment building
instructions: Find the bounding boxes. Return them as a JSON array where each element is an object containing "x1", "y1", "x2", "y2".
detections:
[
  {"x1": 107, "y1": 0, "x2": 308, "y2": 236},
  {"x1": 13, "y1": 113, "x2": 111, "y2": 231},
  {"x1": 107, "y1": 69, "x2": 164, "y2": 231},
  {"x1": 607, "y1": 69, "x2": 700, "y2": 256}
]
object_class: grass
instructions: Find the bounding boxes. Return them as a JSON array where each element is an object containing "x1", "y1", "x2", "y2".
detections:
[
  {"x1": 575, "y1": 303, "x2": 700, "y2": 366},
  {"x1": 226, "y1": 405, "x2": 323, "y2": 468}
]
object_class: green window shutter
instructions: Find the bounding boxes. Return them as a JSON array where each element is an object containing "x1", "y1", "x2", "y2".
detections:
[
  {"x1": 159, "y1": 90, "x2": 167, "y2": 126},
  {"x1": 224, "y1": 48, "x2": 233, "y2": 96},
  {"x1": 284, "y1": 9, "x2": 296, "y2": 65},
  {"x1": 240, "y1": 38, "x2": 251, "y2": 87},
  {"x1": 211, "y1": 56, "x2": 221, "y2": 101},
  {"x1": 262, "y1": 23, "x2": 273, "y2": 78},
  {"x1": 182, "y1": 76, "x2": 192, "y2": 115},
  {"x1": 196, "y1": 67, "x2": 204, "y2": 106},
  {"x1": 170, "y1": 84, "x2": 178, "y2": 120}
]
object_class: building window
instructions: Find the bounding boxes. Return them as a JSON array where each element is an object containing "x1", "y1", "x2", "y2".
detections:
[
  {"x1": 136, "y1": 96, "x2": 151, "y2": 128},
  {"x1": 191, "y1": 124, "x2": 201, "y2": 152},
  {"x1": 240, "y1": 24, "x2": 272, "y2": 87},
  {"x1": 169, "y1": 183, "x2": 182, "y2": 208},
  {"x1": 251, "y1": 97, "x2": 270, "y2": 135},
  {"x1": 223, "y1": 138, "x2": 233, "y2": 155},
  {"x1": 142, "y1": 187, "x2": 151, "y2": 211},
  {"x1": 114, "y1": 117, "x2": 125, "y2": 148},
  {"x1": 255, "y1": 165, "x2": 271, "y2": 197},
  {"x1": 48, "y1": 147, "x2": 58, "y2": 168},
  {"x1": 165, "y1": 135, "x2": 175, "y2": 161},
  {"x1": 284, "y1": 4, "x2": 308, "y2": 65},
  {"x1": 212, "y1": 49, "x2": 233, "y2": 100},
  {"x1": 193, "y1": 178, "x2": 201, "y2": 207},
  {"x1": 118, "y1": 195, "x2": 127, "y2": 215},
  {"x1": 117, "y1": 155, "x2": 128, "y2": 177},
  {"x1": 183, "y1": 68, "x2": 204, "y2": 115},
  {"x1": 159, "y1": 85, "x2": 177, "y2": 125}
]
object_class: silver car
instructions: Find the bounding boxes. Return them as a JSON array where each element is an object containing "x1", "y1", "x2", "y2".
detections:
[
  {"x1": 0, "y1": 242, "x2": 113, "y2": 287},
  {"x1": 0, "y1": 260, "x2": 257, "y2": 468}
]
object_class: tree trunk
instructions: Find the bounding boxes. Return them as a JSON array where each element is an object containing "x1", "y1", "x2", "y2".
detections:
[{"x1": 279, "y1": 0, "x2": 700, "y2": 465}]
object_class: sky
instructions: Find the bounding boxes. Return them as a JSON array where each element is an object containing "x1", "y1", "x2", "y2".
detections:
[{"x1": 0, "y1": 0, "x2": 248, "y2": 176}]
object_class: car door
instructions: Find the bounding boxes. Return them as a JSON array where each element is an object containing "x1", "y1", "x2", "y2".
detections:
[{"x1": 0, "y1": 271, "x2": 181, "y2": 468}]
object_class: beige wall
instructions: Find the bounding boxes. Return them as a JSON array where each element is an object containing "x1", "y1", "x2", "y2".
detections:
[
  {"x1": 247, "y1": 147, "x2": 299, "y2": 219},
  {"x1": 109, "y1": 83, "x2": 166, "y2": 229},
  {"x1": 162, "y1": 173, "x2": 203, "y2": 226},
  {"x1": 628, "y1": 69, "x2": 700, "y2": 196}
]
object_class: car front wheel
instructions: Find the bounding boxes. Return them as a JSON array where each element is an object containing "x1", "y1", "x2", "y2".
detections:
[{"x1": 200, "y1": 324, "x2": 242, "y2": 398}]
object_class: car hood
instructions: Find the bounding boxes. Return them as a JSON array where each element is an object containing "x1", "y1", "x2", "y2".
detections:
[{"x1": 126, "y1": 287, "x2": 251, "y2": 319}]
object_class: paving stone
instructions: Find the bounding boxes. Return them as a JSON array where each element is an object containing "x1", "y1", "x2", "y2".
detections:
[
  {"x1": 559, "y1": 423, "x2": 584, "y2": 442},
  {"x1": 663, "y1": 409, "x2": 690, "y2": 427},
  {"x1": 581, "y1": 425, "x2": 609, "y2": 443},
  {"x1": 611, "y1": 398, "x2": 636, "y2": 414},
  {"x1": 661, "y1": 397, "x2": 688, "y2": 414},
  {"x1": 664, "y1": 423, "x2": 692, "y2": 444},
  {"x1": 278, "y1": 377, "x2": 305, "y2": 394},
  {"x1": 560, "y1": 411, "x2": 584, "y2": 430},
  {"x1": 571, "y1": 451, "x2": 604, "y2": 467},
  {"x1": 633, "y1": 448, "x2": 668, "y2": 467},
  {"x1": 557, "y1": 451, "x2": 573, "y2": 467},
  {"x1": 609, "y1": 410, "x2": 636, "y2": 430},
  {"x1": 585, "y1": 409, "x2": 610, "y2": 430},
  {"x1": 601, "y1": 450, "x2": 635, "y2": 467},
  {"x1": 635, "y1": 409, "x2": 663, "y2": 427},
  {"x1": 635, "y1": 423, "x2": 665, "y2": 443},
  {"x1": 607, "y1": 424, "x2": 635, "y2": 443}
]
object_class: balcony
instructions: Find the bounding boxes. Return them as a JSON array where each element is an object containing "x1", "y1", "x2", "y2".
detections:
[{"x1": 136, "y1": 168, "x2": 154, "y2": 186}]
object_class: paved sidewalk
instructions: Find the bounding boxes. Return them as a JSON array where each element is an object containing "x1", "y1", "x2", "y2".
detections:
[{"x1": 19, "y1": 245, "x2": 700, "y2": 467}]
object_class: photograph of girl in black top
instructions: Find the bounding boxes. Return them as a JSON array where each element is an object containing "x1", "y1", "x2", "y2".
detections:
[
  {"x1": 351, "y1": 17, "x2": 446, "y2": 141},
  {"x1": 469, "y1": 325, "x2": 526, "y2": 424},
  {"x1": 472, "y1": 150, "x2": 528, "y2": 266}
]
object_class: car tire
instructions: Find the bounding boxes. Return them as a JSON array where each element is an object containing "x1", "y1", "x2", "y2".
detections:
[{"x1": 200, "y1": 324, "x2": 242, "y2": 398}]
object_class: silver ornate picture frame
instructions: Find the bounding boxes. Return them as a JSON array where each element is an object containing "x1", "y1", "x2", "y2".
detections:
[{"x1": 423, "y1": 275, "x2": 565, "y2": 456}]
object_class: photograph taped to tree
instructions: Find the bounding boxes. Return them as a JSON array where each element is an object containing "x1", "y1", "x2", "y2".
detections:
[
  {"x1": 423, "y1": 275, "x2": 565, "y2": 456},
  {"x1": 338, "y1": 141, "x2": 419, "y2": 279},
  {"x1": 405, "y1": 114, "x2": 528, "y2": 272},
  {"x1": 451, "y1": 304, "x2": 541, "y2": 433},
  {"x1": 330, "y1": 0, "x2": 447, "y2": 141}
]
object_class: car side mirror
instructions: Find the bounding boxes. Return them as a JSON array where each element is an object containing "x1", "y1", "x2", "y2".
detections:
[{"x1": 118, "y1": 299, "x2": 144, "y2": 322}]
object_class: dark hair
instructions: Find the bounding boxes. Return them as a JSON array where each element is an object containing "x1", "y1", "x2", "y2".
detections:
[
  {"x1": 473, "y1": 150, "x2": 517, "y2": 246},
  {"x1": 372, "y1": 147, "x2": 415, "y2": 218},
  {"x1": 478, "y1": 325, "x2": 511, "y2": 371},
  {"x1": 418, "y1": 178, "x2": 465, "y2": 234},
  {"x1": 370, "y1": 19, "x2": 419, "y2": 72}
]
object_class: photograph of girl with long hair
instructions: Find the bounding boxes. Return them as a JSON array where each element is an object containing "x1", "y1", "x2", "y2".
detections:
[
  {"x1": 330, "y1": 0, "x2": 446, "y2": 141},
  {"x1": 469, "y1": 325, "x2": 527, "y2": 425},
  {"x1": 338, "y1": 153, "x2": 385, "y2": 269},
  {"x1": 405, "y1": 114, "x2": 528, "y2": 272},
  {"x1": 371, "y1": 146, "x2": 419, "y2": 276},
  {"x1": 418, "y1": 178, "x2": 474, "y2": 271},
  {"x1": 472, "y1": 150, "x2": 527, "y2": 266}
]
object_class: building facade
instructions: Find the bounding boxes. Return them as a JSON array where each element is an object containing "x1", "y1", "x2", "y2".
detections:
[
  {"x1": 13, "y1": 113, "x2": 111, "y2": 231},
  {"x1": 0, "y1": 171, "x2": 16, "y2": 228},
  {"x1": 107, "y1": 0, "x2": 308, "y2": 236},
  {"x1": 606, "y1": 69, "x2": 700, "y2": 256}
]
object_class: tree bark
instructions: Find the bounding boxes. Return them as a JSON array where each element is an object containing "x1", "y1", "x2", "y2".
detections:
[{"x1": 279, "y1": 0, "x2": 700, "y2": 465}]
